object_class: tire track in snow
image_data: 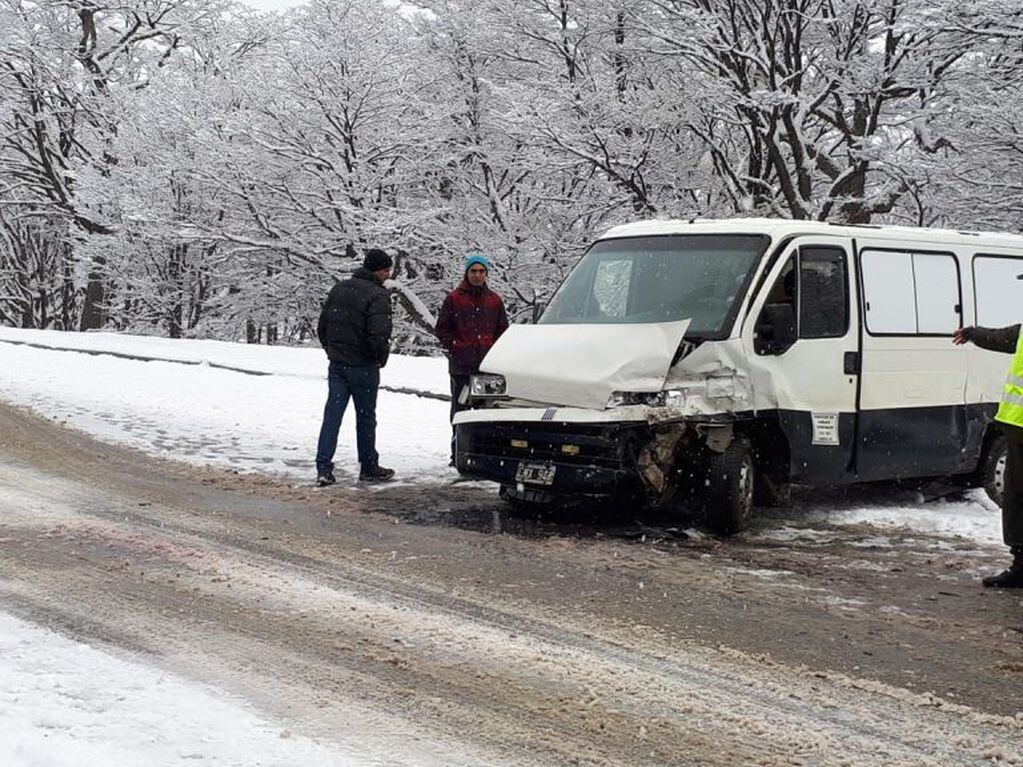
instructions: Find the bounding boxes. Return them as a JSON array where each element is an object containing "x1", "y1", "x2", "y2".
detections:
[{"x1": 1, "y1": 457, "x2": 1022, "y2": 766}]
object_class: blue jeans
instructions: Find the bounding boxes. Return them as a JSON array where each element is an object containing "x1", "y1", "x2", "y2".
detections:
[{"x1": 315, "y1": 363, "x2": 380, "y2": 475}]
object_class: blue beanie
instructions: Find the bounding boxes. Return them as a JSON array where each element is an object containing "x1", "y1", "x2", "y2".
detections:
[{"x1": 465, "y1": 252, "x2": 490, "y2": 273}]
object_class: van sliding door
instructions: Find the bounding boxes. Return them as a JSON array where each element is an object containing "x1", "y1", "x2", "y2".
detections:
[{"x1": 856, "y1": 247, "x2": 968, "y2": 481}]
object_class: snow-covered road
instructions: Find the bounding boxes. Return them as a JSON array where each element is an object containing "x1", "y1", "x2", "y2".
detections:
[
  {"x1": 0, "y1": 611, "x2": 352, "y2": 767},
  {"x1": 0, "y1": 327, "x2": 1018, "y2": 766},
  {"x1": 2, "y1": 407, "x2": 1022, "y2": 766}
]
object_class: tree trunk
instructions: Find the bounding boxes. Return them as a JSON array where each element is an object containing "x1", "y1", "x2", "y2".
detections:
[
  {"x1": 168, "y1": 244, "x2": 185, "y2": 339},
  {"x1": 80, "y1": 274, "x2": 105, "y2": 331},
  {"x1": 80, "y1": 257, "x2": 106, "y2": 330},
  {"x1": 61, "y1": 243, "x2": 75, "y2": 331}
]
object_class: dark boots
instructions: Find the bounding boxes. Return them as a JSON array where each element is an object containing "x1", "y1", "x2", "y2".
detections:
[
  {"x1": 982, "y1": 547, "x2": 1023, "y2": 588},
  {"x1": 359, "y1": 465, "x2": 395, "y2": 483}
]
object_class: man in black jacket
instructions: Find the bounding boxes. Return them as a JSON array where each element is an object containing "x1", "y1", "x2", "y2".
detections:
[
  {"x1": 315, "y1": 249, "x2": 396, "y2": 485},
  {"x1": 954, "y1": 323, "x2": 1023, "y2": 587}
]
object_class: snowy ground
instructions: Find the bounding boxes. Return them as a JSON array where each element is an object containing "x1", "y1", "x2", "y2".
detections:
[
  {"x1": 0, "y1": 612, "x2": 351, "y2": 767},
  {"x1": 0, "y1": 327, "x2": 454, "y2": 486},
  {"x1": 0, "y1": 326, "x2": 1008, "y2": 765},
  {"x1": 761, "y1": 493, "x2": 1004, "y2": 547}
]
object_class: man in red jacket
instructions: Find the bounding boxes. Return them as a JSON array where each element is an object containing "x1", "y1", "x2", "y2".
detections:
[{"x1": 435, "y1": 252, "x2": 509, "y2": 464}]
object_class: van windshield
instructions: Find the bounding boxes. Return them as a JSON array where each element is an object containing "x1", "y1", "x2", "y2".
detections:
[{"x1": 538, "y1": 234, "x2": 769, "y2": 336}]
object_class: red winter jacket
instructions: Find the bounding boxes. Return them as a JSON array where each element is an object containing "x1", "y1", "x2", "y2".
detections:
[{"x1": 435, "y1": 281, "x2": 509, "y2": 375}]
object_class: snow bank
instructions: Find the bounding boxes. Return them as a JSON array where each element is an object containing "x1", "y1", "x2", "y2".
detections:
[
  {"x1": 0, "y1": 326, "x2": 450, "y2": 397},
  {"x1": 0, "y1": 328, "x2": 453, "y2": 485}
]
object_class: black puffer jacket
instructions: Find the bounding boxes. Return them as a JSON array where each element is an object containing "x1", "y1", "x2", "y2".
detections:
[{"x1": 317, "y1": 269, "x2": 392, "y2": 367}]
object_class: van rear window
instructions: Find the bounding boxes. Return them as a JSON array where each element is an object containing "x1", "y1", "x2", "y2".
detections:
[{"x1": 973, "y1": 255, "x2": 1023, "y2": 328}]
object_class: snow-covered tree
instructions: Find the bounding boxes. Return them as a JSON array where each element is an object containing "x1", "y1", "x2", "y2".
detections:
[
  {"x1": 631, "y1": 0, "x2": 976, "y2": 222},
  {"x1": 0, "y1": 0, "x2": 231, "y2": 330},
  {"x1": 4, "y1": 0, "x2": 1023, "y2": 347}
]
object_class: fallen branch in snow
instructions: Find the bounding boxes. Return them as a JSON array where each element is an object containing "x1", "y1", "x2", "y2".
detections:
[
  {"x1": 376, "y1": 385, "x2": 448, "y2": 401},
  {"x1": 385, "y1": 279, "x2": 436, "y2": 335}
]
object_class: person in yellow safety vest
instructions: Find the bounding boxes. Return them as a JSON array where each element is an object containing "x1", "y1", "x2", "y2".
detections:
[{"x1": 954, "y1": 323, "x2": 1023, "y2": 588}]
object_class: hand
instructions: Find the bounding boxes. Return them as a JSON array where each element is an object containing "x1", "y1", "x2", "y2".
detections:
[{"x1": 952, "y1": 327, "x2": 973, "y2": 346}]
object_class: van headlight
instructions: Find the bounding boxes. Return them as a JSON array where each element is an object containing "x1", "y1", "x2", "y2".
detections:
[
  {"x1": 606, "y1": 390, "x2": 684, "y2": 409},
  {"x1": 470, "y1": 373, "x2": 507, "y2": 397}
]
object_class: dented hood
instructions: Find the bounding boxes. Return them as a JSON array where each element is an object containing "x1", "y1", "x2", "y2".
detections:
[{"x1": 479, "y1": 320, "x2": 690, "y2": 409}]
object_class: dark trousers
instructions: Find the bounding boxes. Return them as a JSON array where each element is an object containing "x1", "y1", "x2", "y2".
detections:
[
  {"x1": 315, "y1": 362, "x2": 379, "y2": 475},
  {"x1": 1004, "y1": 429, "x2": 1023, "y2": 549},
  {"x1": 449, "y1": 374, "x2": 471, "y2": 459}
]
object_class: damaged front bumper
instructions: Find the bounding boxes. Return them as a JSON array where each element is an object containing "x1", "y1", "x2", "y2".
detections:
[
  {"x1": 456, "y1": 419, "x2": 650, "y2": 498},
  {"x1": 454, "y1": 406, "x2": 735, "y2": 502}
]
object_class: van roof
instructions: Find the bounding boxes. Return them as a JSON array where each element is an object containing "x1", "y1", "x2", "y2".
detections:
[{"x1": 598, "y1": 217, "x2": 1023, "y2": 250}]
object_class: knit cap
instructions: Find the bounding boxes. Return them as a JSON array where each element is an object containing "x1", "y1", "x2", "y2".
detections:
[
  {"x1": 363, "y1": 248, "x2": 393, "y2": 271},
  {"x1": 465, "y1": 252, "x2": 490, "y2": 272}
]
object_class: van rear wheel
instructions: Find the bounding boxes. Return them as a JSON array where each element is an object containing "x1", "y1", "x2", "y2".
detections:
[
  {"x1": 982, "y1": 435, "x2": 1008, "y2": 507},
  {"x1": 701, "y1": 435, "x2": 756, "y2": 535}
]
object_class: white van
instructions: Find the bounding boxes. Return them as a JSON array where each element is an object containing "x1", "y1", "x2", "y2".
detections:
[{"x1": 453, "y1": 218, "x2": 1023, "y2": 533}]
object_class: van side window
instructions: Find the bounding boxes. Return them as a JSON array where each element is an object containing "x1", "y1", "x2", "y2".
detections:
[
  {"x1": 753, "y1": 256, "x2": 797, "y2": 355},
  {"x1": 914, "y1": 255, "x2": 960, "y2": 333},
  {"x1": 973, "y1": 254, "x2": 1023, "y2": 328},
  {"x1": 860, "y1": 251, "x2": 915, "y2": 333},
  {"x1": 799, "y1": 247, "x2": 848, "y2": 338},
  {"x1": 861, "y1": 250, "x2": 960, "y2": 335},
  {"x1": 754, "y1": 246, "x2": 848, "y2": 354}
]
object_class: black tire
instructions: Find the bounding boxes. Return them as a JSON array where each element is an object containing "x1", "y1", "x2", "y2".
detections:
[
  {"x1": 702, "y1": 435, "x2": 756, "y2": 535},
  {"x1": 982, "y1": 435, "x2": 1008, "y2": 507}
]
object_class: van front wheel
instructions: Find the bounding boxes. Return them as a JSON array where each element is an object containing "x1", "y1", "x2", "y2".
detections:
[{"x1": 701, "y1": 435, "x2": 756, "y2": 535}]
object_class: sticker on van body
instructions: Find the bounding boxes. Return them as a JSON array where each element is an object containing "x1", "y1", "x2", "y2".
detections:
[{"x1": 811, "y1": 412, "x2": 840, "y2": 446}]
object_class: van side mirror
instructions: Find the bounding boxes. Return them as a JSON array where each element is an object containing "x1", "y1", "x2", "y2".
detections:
[{"x1": 755, "y1": 303, "x2": 797, "y2": 355}]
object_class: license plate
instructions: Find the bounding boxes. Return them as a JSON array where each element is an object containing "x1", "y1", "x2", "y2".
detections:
[{"x1": 515, "y1": 461, "x2": 556, "y2": 486}]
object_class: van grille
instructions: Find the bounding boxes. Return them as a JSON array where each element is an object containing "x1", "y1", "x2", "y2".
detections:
[{"x1": 462, "y1": 422, "x2": 645, "y2": 470}]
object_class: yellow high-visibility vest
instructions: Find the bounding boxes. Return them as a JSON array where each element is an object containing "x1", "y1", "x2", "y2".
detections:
[{"x1": 996, "y1": 327, "x2": 1023, "y2": 429}]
